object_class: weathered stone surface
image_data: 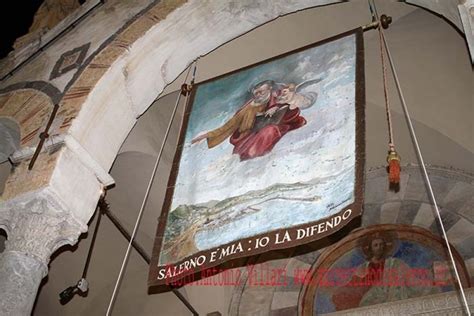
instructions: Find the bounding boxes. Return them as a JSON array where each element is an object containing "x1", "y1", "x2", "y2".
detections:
[
  {"x1": 443, "y1": 182, "x2": 474, "y2": 214},
  {"x1": 271, "y1": 291, "x2": 300, "y2": 310},
  {"x1": 396, "y1": 200, "x2": 422, "y2": 224},
  {"x1": 459, "y1": 196, "x2": 474, "y2": 223},
  {"x1": 364, "y1": 174, "x2": 388, "y2": 204},
  {"x1": 412, "y1": 202, "x2": 436, "y2": 229},
  {"x1": 2, "y1": 151, "x2": 59, "y2": 200},
  {"x1": 0, "y1": 189, "x2": 86, "y2": 316},
  {"x1": 454, "y1": 235, "x2": 474, "y2": 259},
  {"x1": 362, "y1": 203, "x2": 381, "y2": 227},
  {"x1": 447, "y1": 218, "x2": 474, "y2": 246},
  {"x1": 48, "y1": 145, "x2": 104, "y2": 223},
  {"x1": 380, "y1": 201, "x2": 402, "y2": 223},
  {"x1": 0, "y1": 251, "x2": 47, "y2": 316},
  {"x1": 270, "y1": 306, "x2": 298, "y2": 316},
  {"x1": 284, "y1": 258, "x2": 311, "y2": 279},
  {"x1": 239, "y1": 285, "x2": 274, "y2": 315},
  {"x1": 0, "y1": 118, "x2": 20, "y2": 163},
  {"x1": 429, "y1": 209, "x2": 460, "y2": 234},
  {"x1": 404, "y1": 169, "x2": 431, "y2": 203},
  {"x1": 466, "y1": 258, "x2": 474, "y2": 281},
  {"x1": 0, "y1": 189, "x2": 86, "y2": 263}
]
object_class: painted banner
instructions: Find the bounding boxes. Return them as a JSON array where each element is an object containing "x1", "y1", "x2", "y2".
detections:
[{"x1": 149, "y1": 28, "x2": 365, "y2": 291}]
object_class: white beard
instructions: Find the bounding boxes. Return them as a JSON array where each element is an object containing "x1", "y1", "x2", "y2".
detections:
[{"x1": 250, "y1": 93, "x2": 271, "y2": 107}]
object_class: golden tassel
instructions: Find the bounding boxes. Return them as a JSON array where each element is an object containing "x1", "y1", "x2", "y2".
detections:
[{"x1": 387, "y1": 145, "x2": 401, "y2": 185}]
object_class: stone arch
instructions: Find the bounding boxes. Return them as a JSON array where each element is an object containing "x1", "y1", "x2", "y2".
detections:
[
  {"x1": 0, "y1": 81, "x2": 62, "y2": 104},
  {"x1": 228, "y1": 165, "x2": 474, "y2": 315}
]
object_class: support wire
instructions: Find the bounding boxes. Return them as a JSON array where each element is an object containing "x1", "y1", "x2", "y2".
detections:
[
  {"x1": 369, "y1": 1, "x2": 471, "y2": 314},
  {"x1": 104, "y1": 202, "x2": 199, "y2": 315},
  {"x1": 106, "y1": 61, "x2": 197, "y2": 315}
]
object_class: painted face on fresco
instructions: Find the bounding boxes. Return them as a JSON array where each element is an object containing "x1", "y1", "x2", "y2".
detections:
[
  {"x1": 252, "y1": 84, "x2": 272, "y2": 104},
  {"x1": 277, "y1": 83, "x2": 297, "y2": 104},
  {"x1": 281, "y1": 87, "x2": 290, "y2": 95},
  {"x1": 370, "y1": 238, "x2": 385, "y2": 259},
  {"x1": 278, "y1": 87, "x2": 294, "y2": 103}
]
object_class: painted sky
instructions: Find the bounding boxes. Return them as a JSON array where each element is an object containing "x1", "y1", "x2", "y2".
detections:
[{"x1": 170, "y1": 34, "x2": 357, "y2": 210}]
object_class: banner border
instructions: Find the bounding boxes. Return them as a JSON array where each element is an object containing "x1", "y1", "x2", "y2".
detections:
[{"x1": 148, "y1": 27, "x2": 365, "y2": 292}]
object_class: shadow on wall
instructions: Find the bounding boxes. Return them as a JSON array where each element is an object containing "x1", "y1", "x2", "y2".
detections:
[
  {"x1": 0, "y1": 117, "x2": 20, "y2": 202},
  {"x1": 0, "y1": 117, "x2": 20, "y2": 163},
  {"x1": 0, "y1": 161, "x2": 11, "y2": 196},
  {"x1": 0, "y1": 229, "x2": 5, "y2": 253}
]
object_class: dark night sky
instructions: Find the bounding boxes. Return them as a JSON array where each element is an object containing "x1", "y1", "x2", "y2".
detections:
[{"x1": 0, "y1": 0, "x2": 45, "y2": 58}]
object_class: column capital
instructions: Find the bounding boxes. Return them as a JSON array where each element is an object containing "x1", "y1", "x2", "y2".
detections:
[{"x1": 0, "y1": 188, "x2": 87, "y2": 268}]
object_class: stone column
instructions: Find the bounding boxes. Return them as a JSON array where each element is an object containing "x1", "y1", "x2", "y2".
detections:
[{"x1": 0, "y1": 191, "x2": 86, "y2": 316}]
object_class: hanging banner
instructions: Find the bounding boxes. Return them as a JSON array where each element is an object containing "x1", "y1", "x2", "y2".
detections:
[{"x1": 149, "y1": 28, "x2": 365, "y2": 291}]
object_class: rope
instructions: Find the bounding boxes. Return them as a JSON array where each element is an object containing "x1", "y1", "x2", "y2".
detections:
[
  {"x1": 377, "y1": 23, "x2": 394, "y2": 148},
  {"x1": 369, "y1": 1, "x2": 471, "y2": 314},
  {"x1": 105, "y1": 60, "x2": 198, "y2": 315}
]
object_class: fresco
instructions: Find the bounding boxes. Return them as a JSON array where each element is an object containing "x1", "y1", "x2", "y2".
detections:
[
  {"x1": 300, "y1": 225, "x2": 470, "y2": 315},
  {"x1": 149, "y1": 29, "x2": 365, "y2": 288}
]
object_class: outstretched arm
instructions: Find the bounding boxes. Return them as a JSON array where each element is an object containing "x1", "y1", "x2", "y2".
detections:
[
  {"x1": 191, "y1": 131, "x2": 209, "y2": 144},
  {"x1": 191, "y1": 103, "x2": 250, "y2": 148}
]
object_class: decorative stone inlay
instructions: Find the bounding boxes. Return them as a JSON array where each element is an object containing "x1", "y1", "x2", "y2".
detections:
[
  {"x1": 50, "y1": 42, "x2": 91, "y2": 80},
  {"x1": 0, "y1": 188, "x2": 86, "y2": 265}
]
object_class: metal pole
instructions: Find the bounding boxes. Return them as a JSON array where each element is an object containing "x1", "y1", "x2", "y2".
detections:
[{"x1": 82, "y1": 205, "x2": 103, "y2": 278}]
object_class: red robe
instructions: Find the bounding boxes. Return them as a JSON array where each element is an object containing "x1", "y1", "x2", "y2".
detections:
[
  {"x1": 206, "y1": 94, "x2": 306, "y2": 160},
  {"x1": 332, "y1": 260, "x2": 385, "y2": 311}
]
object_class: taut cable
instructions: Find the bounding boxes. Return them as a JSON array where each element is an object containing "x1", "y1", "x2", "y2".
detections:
[
  {"x1": 106, "y1": 61, "x2": 197, "y2": 315},
  {"x1": 369, "y1": 1, "x2": 471, "y2": 314}
]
